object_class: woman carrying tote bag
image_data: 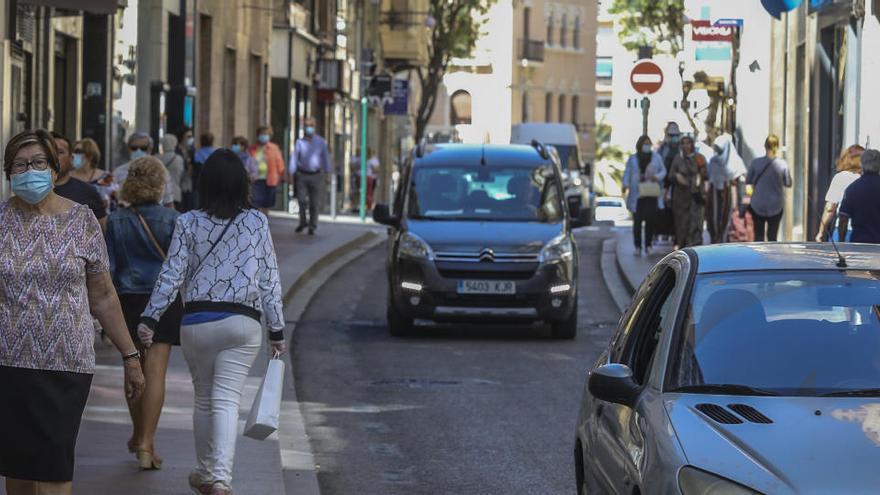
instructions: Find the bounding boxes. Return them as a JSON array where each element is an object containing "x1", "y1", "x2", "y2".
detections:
[
  {"x1": 138, "y1": 149, "x2": 285, "y2": 495},
  {"x1": 106, "y1": 156, "x2": 183, "y2": 470}
]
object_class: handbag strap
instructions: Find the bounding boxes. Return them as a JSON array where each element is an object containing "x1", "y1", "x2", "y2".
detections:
[
  {"x1": 192, "y1": 218, "x2": 234, "y2": 277},
  {"x1": 752, "y1": 159, "x2": 774, "y2": 188},
  {"x1": 129, "y1": 206, "x2": 167, "y2": 260}
]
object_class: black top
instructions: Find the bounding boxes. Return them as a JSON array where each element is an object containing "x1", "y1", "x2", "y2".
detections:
[
  {"x1": 839, "y1": 173, "x2": 880, "y2": 243},
  {"x1": 55, "y1": 177, "x2": 107, "y2": 220}
]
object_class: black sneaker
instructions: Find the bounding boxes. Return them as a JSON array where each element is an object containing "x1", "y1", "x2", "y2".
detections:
[
  {"x1": 295, "y1": 224, "x2": 307, "y2": 233},
  {"x1": 308, "y1": 228, "x2": 315, "y2": 236}
]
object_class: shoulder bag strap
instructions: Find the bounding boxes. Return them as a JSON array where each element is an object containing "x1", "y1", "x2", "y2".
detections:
[
  {"x1": 752, "y1": 159, "x2": 774, "y2": 188},
  {"x1": 130, "y1": 206, "x2": 167, "y2": 260},
  {"x1": 191, "y1": 218, "x2": 235, "y2": 277}
]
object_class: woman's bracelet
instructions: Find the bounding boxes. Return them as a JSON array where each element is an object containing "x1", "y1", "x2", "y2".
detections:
[{"x1": 122, "y1": 350, "x2": 141, "y2": 363}]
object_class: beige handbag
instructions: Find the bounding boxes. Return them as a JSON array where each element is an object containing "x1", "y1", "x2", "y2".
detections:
[{"x1": 638, "y1": 181, "x2": 661, "y2": 198}]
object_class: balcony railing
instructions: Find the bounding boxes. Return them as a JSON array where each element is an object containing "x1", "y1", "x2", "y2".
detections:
[{"x1": 518, "y1": 39, "x2": 545, "y2": 63}]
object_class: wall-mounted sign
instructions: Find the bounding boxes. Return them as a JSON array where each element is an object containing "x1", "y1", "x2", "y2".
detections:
[
  {"x1": 691, "y1": 20, "x2": 734, "y2": 42},
  {"x1": 384, "y1": 80, "x2": 409, "y2": 116}
]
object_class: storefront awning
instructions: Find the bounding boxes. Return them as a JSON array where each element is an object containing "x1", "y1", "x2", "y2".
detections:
[{"x1": 20, "y1": 0, "x2": 123, "y2": 15}]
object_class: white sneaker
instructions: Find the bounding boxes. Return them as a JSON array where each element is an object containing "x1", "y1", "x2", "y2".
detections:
[
  {"x1": 645, "y1": 246, "x2": 652, "y2": 255},
  {"x1": 634, "y1": 248, "x2": 642, "y2": 257}
]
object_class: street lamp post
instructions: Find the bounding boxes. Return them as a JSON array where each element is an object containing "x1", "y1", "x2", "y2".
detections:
[{"x1": 360, "y1": 96, "x2": 368, "y2": 222}]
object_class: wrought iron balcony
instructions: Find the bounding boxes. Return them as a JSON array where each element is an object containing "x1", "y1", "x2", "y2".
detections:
[{"x1": 518, "y1": 39, "x2": 545, "y2": 63}]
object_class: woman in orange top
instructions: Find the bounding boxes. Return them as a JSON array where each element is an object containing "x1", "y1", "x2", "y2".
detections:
[{"x1": 248, "y1": 125, "x2": 286, "y2": 215}]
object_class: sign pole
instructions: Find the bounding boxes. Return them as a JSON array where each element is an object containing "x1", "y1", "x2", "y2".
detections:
[
  {"x1": 360, "y1": 96, "x2": 368, "y2": 222},
  {"x1": 642, "y1": 96, "x2": 650, "y2": 136}
]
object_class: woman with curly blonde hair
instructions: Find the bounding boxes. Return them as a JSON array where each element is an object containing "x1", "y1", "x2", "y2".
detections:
[
  {"x1": 816, "y1": 144, "x2": 865, "y2": 241},
  {"x1": 105, "y1": 156, "x2": 183, "y2": 470}
]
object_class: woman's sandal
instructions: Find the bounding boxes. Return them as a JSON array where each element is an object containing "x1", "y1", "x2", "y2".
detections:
[{"x1": 137, "y1": 449, "x2": 164, "y2": 470}]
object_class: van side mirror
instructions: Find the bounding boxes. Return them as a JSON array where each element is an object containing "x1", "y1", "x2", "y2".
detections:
[
  {"x1": 372, "y1": 204, "x2": 399, "y2": 227},
  {"x1": 588, "y1": 364, "x2": 639, "y2": 408}
]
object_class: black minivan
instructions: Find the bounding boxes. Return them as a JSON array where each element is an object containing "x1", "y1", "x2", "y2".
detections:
[{"x1": 373, "y1": 142, "x2": 584, "y2": 339}]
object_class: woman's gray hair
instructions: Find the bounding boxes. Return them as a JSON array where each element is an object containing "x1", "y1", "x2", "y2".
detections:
[
  {"x1": 160, "y1": 134, "x2": 178, "y2": 154},
  {"x1": 861, "y1": 149, "x2": 880, "y2": 174}
]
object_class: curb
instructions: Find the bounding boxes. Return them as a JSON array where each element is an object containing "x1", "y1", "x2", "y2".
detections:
[
  {"x1": 282, "y1": 229, "x2": 380, "y2": 307},
  {"x1": 601, "y1": 238, "x2": 633, "y2": 313},
  {"x1": 614, "y1": 248, "x2": 637, "y2": 297},
  {"x1": 276, "y1": 228, "x2": 385, "y2": 495}
]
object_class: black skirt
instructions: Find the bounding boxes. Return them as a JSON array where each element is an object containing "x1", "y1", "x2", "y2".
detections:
[
  {"x1": 0, "y1": 365, "x2": 93, "y2": 482},
  {"x1": 119, "y1": 293, "x2": 184, "y2": 346}
]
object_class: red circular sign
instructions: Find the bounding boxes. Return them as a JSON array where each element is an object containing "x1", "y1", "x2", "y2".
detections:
[{"x1": 630, "y1": 60, "x2": 664, "y2": 95}]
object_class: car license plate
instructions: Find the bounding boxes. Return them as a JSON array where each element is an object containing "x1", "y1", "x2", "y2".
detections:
[{"x1": 457, "y1": 280, "x2": 516, "y2": 295}]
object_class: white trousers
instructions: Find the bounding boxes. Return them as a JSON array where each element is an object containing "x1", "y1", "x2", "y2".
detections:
[{"x1": 181, "y1": 315, "x2": 261, "y2": 484}]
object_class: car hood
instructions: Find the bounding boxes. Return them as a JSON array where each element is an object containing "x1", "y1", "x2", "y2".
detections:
[
  {"x1": 406, "y1": 220, "x2": 563, "y2": 253},
  {"x1": 666, "y1": 395, "x2": 880, "y2": 494}
]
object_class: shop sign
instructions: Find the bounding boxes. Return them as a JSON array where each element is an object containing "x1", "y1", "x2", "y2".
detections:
[{"x1": 691, "y1": 20, "x2": 734, "y2": 42}]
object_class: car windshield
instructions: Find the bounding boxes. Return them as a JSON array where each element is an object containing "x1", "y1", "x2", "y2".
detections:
[
  {"x1": 669, "y1": 270, "x2": 880, "y2": 396},
  {"x1": 407, "y1": 164, "x2": 563, "y2": 222}
]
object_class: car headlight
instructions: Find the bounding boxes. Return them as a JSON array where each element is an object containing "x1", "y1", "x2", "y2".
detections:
[
  {"x1": 540, "y1": 234, "x2": 574, "y2": 262},
  {"x1": 398, "y1": 232, "x2": 433, "y2": 260},
  {"x1": 678, "y1": 467, "x2": 763, "y2": 495}
]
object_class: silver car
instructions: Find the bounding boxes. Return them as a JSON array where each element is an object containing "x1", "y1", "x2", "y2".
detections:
[{"x1": 575, "y1": 243, "x2": 880, "y2": 494}]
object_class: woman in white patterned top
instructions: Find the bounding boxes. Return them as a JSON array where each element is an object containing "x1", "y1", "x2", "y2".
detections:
[{"x1": 138, "y1": 149, "x2": 284, "y2": 495}]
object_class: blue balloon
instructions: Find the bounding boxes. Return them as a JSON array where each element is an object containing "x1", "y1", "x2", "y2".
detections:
[{"x1": 761, "y1": 0, "x2": 803, "y2": 19}]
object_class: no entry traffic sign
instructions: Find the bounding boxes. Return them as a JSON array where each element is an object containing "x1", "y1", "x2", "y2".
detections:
[{"x1": 630, "y1": 60, "x2": 664, "y2": 95}]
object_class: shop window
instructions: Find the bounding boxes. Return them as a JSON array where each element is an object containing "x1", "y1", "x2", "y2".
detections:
[{"x1": 450, "y1": 90, "x2": 472, "y2": 125}]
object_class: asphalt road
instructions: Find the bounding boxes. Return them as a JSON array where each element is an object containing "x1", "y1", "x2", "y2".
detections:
[{"x1": 291, "y1": 227, "x2": 621, "y2": 494}]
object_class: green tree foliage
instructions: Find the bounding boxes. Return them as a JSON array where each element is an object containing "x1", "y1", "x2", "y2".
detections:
[
  {"x1": 415, "y1": 0, "x2": 495, "y2": 142},
  {"x1": 594, "y1": 117, "x2": 627, "y2": 195},
  {"x1": 609, "y1": 0, "x2": 686, "y2": 56}
]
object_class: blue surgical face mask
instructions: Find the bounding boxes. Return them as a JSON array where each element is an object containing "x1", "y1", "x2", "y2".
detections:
[
  {"x1": 305, "y1": 126, "x2": 315, "y2": 136},
  {"x1": 12, "y1": 169, "x2": 54, "y2": 204},
  {"x1": 669, "y1": 136, "x2": 681, "y2": 145},
  {"x1": 258, "y1": 134, "x2": 270, "y2": 145},
  {"x1": 72, "y1": 153, "x2": 85, "y2": 170},
  {"x1": 130, "y1": 150, "x2": 146, "y2": 160},
  {"x1": 231, "y1": 144, "x2": 241, "y2": 153},
  {"x1": 186, "y1": 137, "x2": 195, "y2": 148},
  {"x1": 641, "y1": 145, "x2": 652, "y2": 154}
]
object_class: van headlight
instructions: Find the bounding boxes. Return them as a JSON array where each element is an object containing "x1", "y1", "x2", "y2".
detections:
[
  {"x1": 398, "y1": 232, "x2": 433, "y2": 260},
  {"x1": 678, "y1": 467, "x2": 763, "y2": 495},
  {"x1": 540, "y1": 234, "x2": 574, "y2": 263}
]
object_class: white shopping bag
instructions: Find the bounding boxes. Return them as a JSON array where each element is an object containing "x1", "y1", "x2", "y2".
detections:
[{"x1": 244, "y1": 356, "x2": 285, "y2": 440}]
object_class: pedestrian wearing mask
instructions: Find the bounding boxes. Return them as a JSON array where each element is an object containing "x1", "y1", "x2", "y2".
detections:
[
  {"x1": 52, "y1": 132, "x2": 108, "y2": 231},
  {"x1": 249, "y1": 126, "x2": 286, "y2": 216},
  {"x1": 706, "y1": 133, "x2": 748, "y2": 243},
  {"x1": 656, "y1": 122, "x2": 682, "y2": 242},
  {"x1": 71, "y1": 138, "x2": 114, "y2": 208},
  {"x1": 816, "y1": 144, "x2": 864, "y2": 242},
  {"x1": 838, "y1": 149, "x2": 880, "y2": 244},
  {"x1": 231, "y1": 136, "x2": 258, "y2": 180},
  {"x1": 137, "y1": 150, "x2": 285, "y2": 495},
  {"x1": 114, "y1": 132, "x2": 175, "y2": 208},
  {"x1": 158, "y1": 134, "x2": 186, "y2": 211},
  {"x1": 746, "y1": 135, "x2": 792, "y2": 242},
  {"x1": 178, "y1": 127, "x2": 196, "y2": 211},
  {"x1": 623, "y1": 135, "x2": 667, "y2": 256},
  {"x1": 290, "y1": 117, "x2": 332, "y2": 235},
  {"x1": 0, "y1": 129, "x2": 145, "y2": 495},
  {"x1": 107, "y1": 157, "x2": 183, "y2": 471},
  {"x1": 668, "y1": 135, "x2": 707, "y2": 248}
]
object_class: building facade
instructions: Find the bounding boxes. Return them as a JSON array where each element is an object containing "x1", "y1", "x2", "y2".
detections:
[{"x1": 768, "y1": 0, "x2": 880, "y2": 241}]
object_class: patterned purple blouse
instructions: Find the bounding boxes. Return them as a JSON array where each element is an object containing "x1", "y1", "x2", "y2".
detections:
[{"x1": 0, "y1": 202, "x2": 109, "y2": 374}]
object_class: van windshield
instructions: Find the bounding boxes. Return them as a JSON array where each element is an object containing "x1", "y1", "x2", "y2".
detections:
[{"x1": 407, "y1": 165, "x2": 563, "y2": 223}]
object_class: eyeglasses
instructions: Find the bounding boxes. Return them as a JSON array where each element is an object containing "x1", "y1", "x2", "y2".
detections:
[
  {"x1": 73, "y1": 149, "x2": 84, "y2": 154},
  {"x1": 129, "y1": 145, "x2": 149, "y2": 152},
  {"x1": 10, "y1": 157, "x2": 51, "y2": 175}
]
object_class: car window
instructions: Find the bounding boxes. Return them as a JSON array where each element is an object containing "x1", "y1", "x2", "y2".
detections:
[
  {"x1": 406, "y1": 164, "x2": 563, "y2": 223},
  {"x1": 668, "y1": 270, "x2": 880, "y2": 396},
  {"x1": 613, "y1": 267, "x2": 677, "y2": 385}
]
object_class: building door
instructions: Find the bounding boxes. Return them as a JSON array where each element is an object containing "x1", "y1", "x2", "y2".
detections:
[
  {"x1": 223, "y1": 48, "x2": 236, "y2": 144},
  {"x1": 53, "y1": 34, "x2": 78, "y2": 138}
]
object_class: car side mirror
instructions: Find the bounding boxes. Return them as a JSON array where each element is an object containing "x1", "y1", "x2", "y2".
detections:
[
  {"x1": 588, "y1": 364, "x2": 639, "y2": 408},
  {"x1": 372, "y1": 204, "x2": 399, "y2": 227}
]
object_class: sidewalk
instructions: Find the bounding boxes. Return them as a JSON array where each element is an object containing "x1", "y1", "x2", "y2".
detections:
[
  {"x1": 0, "y1": 215, "x2": 384, "y2": 495},
  {"x1": 613, "y1": 227, "x2": 674, "y2": 295}
]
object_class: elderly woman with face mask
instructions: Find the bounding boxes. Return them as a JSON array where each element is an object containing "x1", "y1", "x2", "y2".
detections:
[
  {"x1": 668, "y1": 135, "x2": 707, "y2": 249},
  {"x1": 0, "y1": 129, "x2": 144, "y2": 495}
]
